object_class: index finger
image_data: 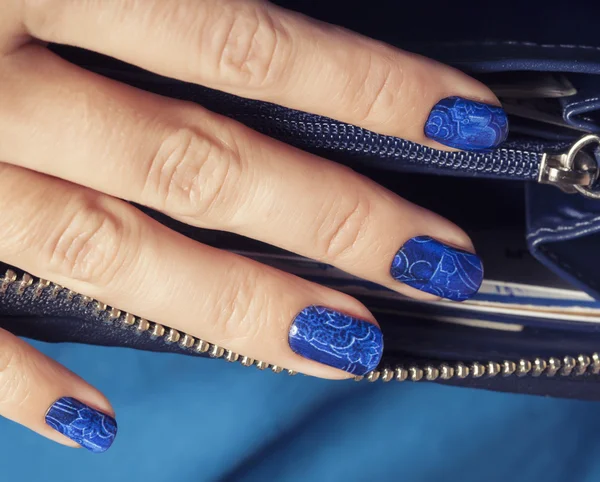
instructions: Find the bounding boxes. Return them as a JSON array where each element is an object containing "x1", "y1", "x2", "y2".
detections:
[{"x1": 19, "y1": 0, "x2": 506, "y2": 149}]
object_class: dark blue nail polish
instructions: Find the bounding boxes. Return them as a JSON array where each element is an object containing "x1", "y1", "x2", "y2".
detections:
[
  {"x1": 424, "y1": 96, "x2": 508, "y2": 150},
  {"x1": 391, "y1": 236, "x2": 483, "y2": 302},
  {"x1": 45, "y1": 397, "x2": 117, "y2": 453},
  {"x1": 289, "y1": 305, "x2": 383, "y2": 376}
]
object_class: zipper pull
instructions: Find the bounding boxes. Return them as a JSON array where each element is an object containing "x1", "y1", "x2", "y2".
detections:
[{"x1": 538, "y1": 134, "x2": 600, "y2": 198}]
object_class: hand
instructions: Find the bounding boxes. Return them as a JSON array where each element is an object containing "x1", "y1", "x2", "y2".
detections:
[{"x1": 0, "y1": 0, "x2": 503, "y2": 452}]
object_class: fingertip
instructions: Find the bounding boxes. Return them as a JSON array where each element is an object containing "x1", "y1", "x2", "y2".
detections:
[
  {"x1": 389, "y1": 235, "x2": 483, "y2": 302},
  {"x1": 288, "y1": 304, "x2": 383, "y2": 378},
  {"x1": 45, "y1": 397, "x2": 117, "y2": 454},
  {"x1": 423, "y1": 96, "x2": 509, "y2": 151}
]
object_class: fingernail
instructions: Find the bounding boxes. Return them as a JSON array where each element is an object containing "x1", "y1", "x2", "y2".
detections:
[
  {"x1": 424, "y1": 96, "x2": 508, "y2": 150},
  {"x1": 45, "y1": 397, "x2": 117, "y2": 453},
  {"x1": 391, "y1": 236, "x2": 483, "y2": 302},
  {"x1": 289, "y1": 305, "x2": 383, "y2": 376}
]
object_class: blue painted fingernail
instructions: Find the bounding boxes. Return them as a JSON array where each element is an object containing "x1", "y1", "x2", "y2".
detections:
[
  {"x1": 424, "y1": 96, "x2": 508, "y2": 150},
  {"x1": 45, "y1": 397, "x2": 117, "y2": 453},
  {"x1": 391, "y1": 236, "x2": 483, "y2": 302},
  {"x1": 289, "y1": 305, "x2": 383, "y2": 376}
]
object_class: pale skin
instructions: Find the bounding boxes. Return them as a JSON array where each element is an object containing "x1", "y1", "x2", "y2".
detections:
[{"x1": 0, "y1": 0, "x2": 498, "y2": 449}]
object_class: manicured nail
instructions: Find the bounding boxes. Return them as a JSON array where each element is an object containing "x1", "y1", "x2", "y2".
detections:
[
  {"x1": 289, "y1": 305, "x2": 383, "y2": 376},
  {"x1": 45, "y1": 397, "x2": 117, "y2": 453},
  {"x1": 424, "y1": 96, "x2": 508, "y2": 150},
  {"x1": 391, "y1": 236, "x2": 483, "y2": 302}
]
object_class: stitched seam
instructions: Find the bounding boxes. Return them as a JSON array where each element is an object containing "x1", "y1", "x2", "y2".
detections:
[
  {"x1": 530, "y1": 226, "x2": 600, "y2": 248},
  {"x1": 527, "y1": 215, "x2": 600, "y2": 238},
  {"x1": 433, "y1": 40, "x2": 600, "y2": 52},
  {"x1": 565, "y1": 97, "x2": 600, "y2": 110}
]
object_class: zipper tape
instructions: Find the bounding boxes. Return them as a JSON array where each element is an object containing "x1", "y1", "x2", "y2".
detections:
[{"x1": 1, "y1": 269, "x2": 599, "y2": 383}]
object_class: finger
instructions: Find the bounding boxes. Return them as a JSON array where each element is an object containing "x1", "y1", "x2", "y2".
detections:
[
  {"x1": 0, "y1": 163, "x2": 382, "y2": 378},
  {"x1": 0, "y1": 47, "x2": 482, "y2": 302},
  {"x1": 0, "y1": 328, "x2": 116, "y2": 453},
  {"x1": 19, "y1": 0, "x2": 507, "y2": 150}
]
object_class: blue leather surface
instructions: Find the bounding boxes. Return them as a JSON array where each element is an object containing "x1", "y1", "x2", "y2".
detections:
[
  {"x1": 563, "y1": 97, "x2": 600, "y2": 133},
  {"x1": 526, "y1": 183, "x2": 600, "y2": 299},
  {"x1": 561, "y1": 76, "x2": 600, "y2": 132},
  {"x1": 274, "y1": 1, "x2": 600, "y2": 49},
  {"x1": 407, "y1": 42, "x2": 600, "y2": 75}
]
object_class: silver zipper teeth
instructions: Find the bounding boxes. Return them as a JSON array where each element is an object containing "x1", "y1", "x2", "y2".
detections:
[{"x1": 3, "y1": 269, "x2": 600, "y2": 382}]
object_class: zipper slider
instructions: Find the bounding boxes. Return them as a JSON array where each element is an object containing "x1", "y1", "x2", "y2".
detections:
[{"x1": 538, "y1": 134, "x2": 600, "y2": 198}]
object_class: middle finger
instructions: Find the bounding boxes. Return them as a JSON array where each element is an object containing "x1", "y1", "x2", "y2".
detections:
[{"x1": 0, "y1": 46, "x2": 482, "y2": 302}]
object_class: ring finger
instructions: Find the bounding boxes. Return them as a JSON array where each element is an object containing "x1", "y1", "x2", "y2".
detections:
[{"x1": 0, "y1": 163, "x2": 382, "y2": 378}]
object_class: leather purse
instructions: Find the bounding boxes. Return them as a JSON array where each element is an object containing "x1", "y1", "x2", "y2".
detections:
[{"x1": 5, "y1": 0, "x2": 600, "y2": 399}]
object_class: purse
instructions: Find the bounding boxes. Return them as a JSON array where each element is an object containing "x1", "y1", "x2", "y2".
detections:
[{"x1": 5, "y1": 0, "x2": 600, "y2": 400}]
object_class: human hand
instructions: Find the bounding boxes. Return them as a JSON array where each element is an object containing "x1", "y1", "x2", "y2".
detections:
[{"x1": 0, "y1": 0, "x2": 505, "y2": 452}]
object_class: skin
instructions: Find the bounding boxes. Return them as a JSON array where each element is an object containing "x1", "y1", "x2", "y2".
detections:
[{"x1": 0, "y1": 0, "x2": 499, "y2": 449}]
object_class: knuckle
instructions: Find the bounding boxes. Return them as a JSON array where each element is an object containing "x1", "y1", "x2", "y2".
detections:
[
  {"x1": 206, "y1": 2, "x2": 289, "y2": 88},
  {"x1": 209, "y1": 265, "x2": 267, "y2": 343},
  {"x1": 43, "y1": 196, "x2": 129, "y2": 285},
  {"x1": 0, "y1": 169, "x2": 35, "y2": 254},
  {"x1": 318, "y1": 192, "x2": 372, "y2": 260},
  {"x1": 0, "y1": 346, "x2": 18, "y2": 376},
  {"x1": 352, "y1": 57, "x2": 401, "y2": 125},
  {"x1": 0, "y1": 346, "x2": 30, "y2": 407},
  {"x1": 144, "y1": 127, "x2": 244, "y2": 221}
]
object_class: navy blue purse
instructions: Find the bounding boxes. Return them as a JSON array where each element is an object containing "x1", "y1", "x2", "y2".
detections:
[{"x1": 5, "y1": 0, "x2": 600, "y2": 399}]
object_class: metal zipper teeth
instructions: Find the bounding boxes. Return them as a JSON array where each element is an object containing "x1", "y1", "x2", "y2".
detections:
[
  {"x1": 233, "y1": 113, "x2": 551, "y2": 180},
  {"x1": 3, "y1": 269, "x2": 600, "y2": 383}
]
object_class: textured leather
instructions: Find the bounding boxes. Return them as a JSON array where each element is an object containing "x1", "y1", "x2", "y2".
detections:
[
  {"x1": 272, "y1": 0, "x2": 600, "y2": 59},
  {"x1": 405, "y1": 42, "x2": 600, "y2": 75},
  {"x1": 526, "y1": 183, "x2": 600, "y2": 299},
  {"x1": 560, "y1": 76, "x2": 600, "y2": 133},
  {"x1": 563, "y1": 97, "x2": 600, "y2": 133}
]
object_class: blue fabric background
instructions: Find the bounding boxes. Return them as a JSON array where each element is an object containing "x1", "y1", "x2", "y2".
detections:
[{"x1": 1, "y1": 341, "x2": 599, "y2": 482}]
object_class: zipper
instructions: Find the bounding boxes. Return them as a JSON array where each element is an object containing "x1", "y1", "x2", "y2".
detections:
[
  {"x1": 2, "y1": 268, "x2": 599, "y2": 383},
  {"x1": 538, "y1": 134, "x2": 600, "y2": 198},
  {"x1": 239, "y1": 110, "x2": 548, "y2": 180},
  {"x1": 243, "y1": 109, "x2": 600, "y2": 198}
]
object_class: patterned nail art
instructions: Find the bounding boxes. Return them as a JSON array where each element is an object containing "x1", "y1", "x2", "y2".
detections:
[
  {"x1": 424, "y1": 96, "x2": 508, "y2": 150},
  {"x1": 391, "y1": 236, "x2": 483, "y2": 302},
  {"x1": 45, "y1": 397, "x2": 117, "y2": 453},
  {"x1": 289, "y1": 305, "x2": 383, "y2": 376}
]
